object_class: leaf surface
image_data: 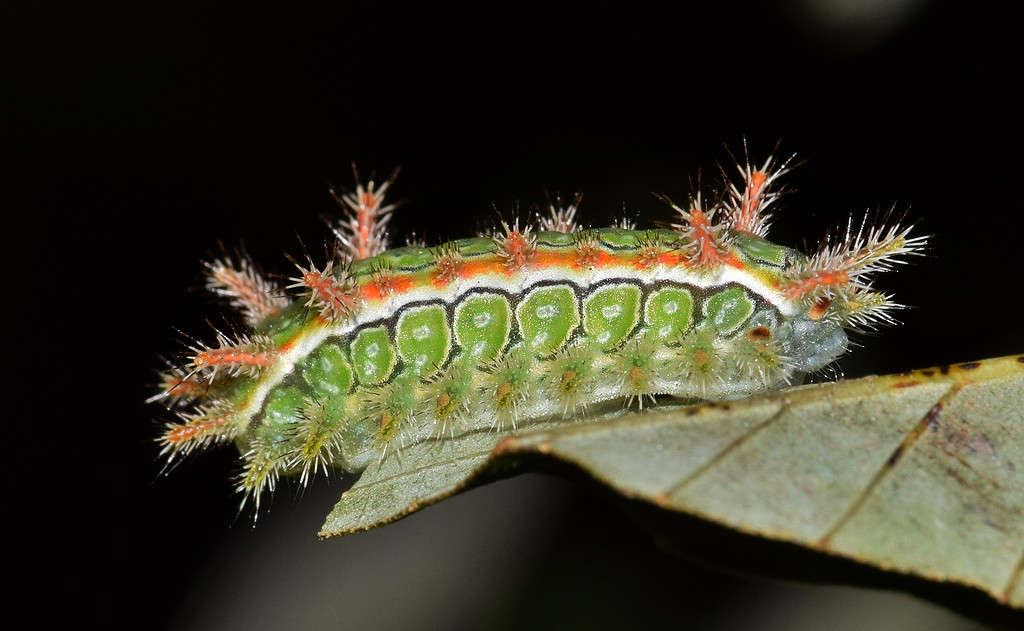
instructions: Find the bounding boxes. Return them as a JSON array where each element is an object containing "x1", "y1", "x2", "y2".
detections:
[{"x1": 320, "y1": 355, "x2": 1024, "y2": 611}]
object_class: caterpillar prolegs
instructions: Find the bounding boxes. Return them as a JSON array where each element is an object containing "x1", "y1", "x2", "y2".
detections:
[{"x1": 151, "y1": 153, "x2": 925, "y2": 509}]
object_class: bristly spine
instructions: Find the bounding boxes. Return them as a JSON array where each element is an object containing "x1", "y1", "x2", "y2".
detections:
[
  {"x1": 160, "y1": 402, "x2": 240, "y2": 458},
  {"x1": 329, "y1": 165, "x2": 400, "y2": 262},
  {"x1": 288, "y1": 258, "x2": 360, "y2": 322},
  {"x1": 237, "y1": 436, "x2": 287, "y2": 511},
  {"x1": 421, "y1": 362, "x2": 473, "y2": 439},
  {"x1": 492, "y1": 218, "x2": 537, "y2": 272},
  {"x1": 149, "y1": 366, "x2": 212, "y2": 406},
  {"x1": 537, "y1": 192, "x2": 582, "y2": 233},
  {"x1": 370, "y1": 259, "x2": 396, "y2": 297},
  {"x1": 662, "y1": 191, "x2": 734, "y2": 268},
  {"x1": 635, "y1": 230, "x2": 667, "y2": 269},
  {"x1": 573, "y1": 229, "x2": 601, "y2": 269},
  {"x1": 287, "y1": 397, "x2": 344, "y2": 485},
  {"x1": 611, "y1": 335, "x2": 660, "y2": 411},
  {"x1": 723, "y1": 142, "x2": 795, "y2": 238},
  {"x1": 431, "y1": 241, "x2": 463, "y2": 286},
  {"x1": 190, "y1": 332, "x2": 277, "y2": 380},
  {"x1": 546, "y1": 341, "x2": 599, "y2": 417},
  {"x1": 781, "y1": 212, "x2": 926, "y2": 327},
  {"x1": 205, "y1": 255, "x2": 288, "y2": 327}
]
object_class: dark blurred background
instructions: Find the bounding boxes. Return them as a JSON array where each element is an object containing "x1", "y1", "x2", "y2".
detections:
[{"x1": 6, "y1": 0, "x2": 1021, "y2": 628}]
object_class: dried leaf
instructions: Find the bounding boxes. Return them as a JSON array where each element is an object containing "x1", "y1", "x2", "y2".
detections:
[{"x1": 320, "y1": 355, "x2": 1024, "y2": 614}]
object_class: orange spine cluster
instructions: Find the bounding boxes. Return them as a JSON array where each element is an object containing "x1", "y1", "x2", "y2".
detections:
[
  {"x1": 329, "y1": 166, "x2": 399, "y2": 262},
  {"x1": 781, "y1": 217, "x2": 926, "y2": 303},
  {"x1": 725, "y1": 149, "x2": 793, "y2": 237},
  {"x1": 782, "y1": 270, "x2": 851, "y2": 300},
  {"x1": 289, "y1": 260, "x2": 360, "y2": 322},
  {"x1": 156, "y1": 372, "x2": 208, "y2": 403},
  {"x1": 431, "y1": 243, "x2": 463, "y2": 286},
  {"x1": 193, "y1": 347, "x2": 275, "y2": 370},
  {"x1": 189, "y1": 334, "x2": 277, "y2": 380},
  {"x1": 662, "y1": 192, "x2": 732, "y2": 269},
  {"x1": 688, "y1": 205, "x2": 732, "y2": 267},
  {"x1": 570, "y1": 229, "x2": 600, "y2": 269},
  {"x1": 160, "y1": 407, "x2": 237, "y2": 456},
  {"x1": 493, "y1": 220, "x2": 537, "y2": 272}
]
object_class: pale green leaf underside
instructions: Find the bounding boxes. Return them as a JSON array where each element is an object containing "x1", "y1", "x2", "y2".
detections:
[{"x1": 320, "y1": 354, "x2": 1024, "y2": 609}]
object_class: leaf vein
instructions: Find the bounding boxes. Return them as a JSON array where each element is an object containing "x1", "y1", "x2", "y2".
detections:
[
  {"x1": 346, "y1": 450, "x2": 492, "y2": 495},
  {"x1": 662, "y1": 403, "x2": 790, "y2": 497},
  {"x1": 1001, "y1": 548, "x2": 1024, "y2": 604},
  {"x1": 817, "y1": 382, "x2": 960, "y2": 547}
]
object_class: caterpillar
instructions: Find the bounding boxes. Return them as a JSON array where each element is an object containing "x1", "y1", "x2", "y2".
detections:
[{"x1": 150, "y1": 152, "x2": 925, "y2": 510}]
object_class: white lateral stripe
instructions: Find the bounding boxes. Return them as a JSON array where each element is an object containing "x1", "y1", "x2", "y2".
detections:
[{"x1": 237, "y1": 266, "x2": 800, "y2": 426}]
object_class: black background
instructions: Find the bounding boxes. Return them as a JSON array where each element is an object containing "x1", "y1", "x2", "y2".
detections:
[{"x1": 7, "y1": 1, "x2": 1023, "y2": 628}]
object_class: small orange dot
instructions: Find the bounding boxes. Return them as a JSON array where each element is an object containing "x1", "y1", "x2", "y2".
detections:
[
  {"x1": 497, "y1": 382, "x2": 513, "y2": 400},
  {"x1": 748, "y1": 326, "x2": 771, "y2": 341},
  {"x1": 437, "y1": 393, "x2": 451, "y2": 410},
  {"x1": 629, "y1": 365, "x2": 644, "y2": 384},
  {"x1": 809, "y1": 296, "x2": 832, "y2": 321}
]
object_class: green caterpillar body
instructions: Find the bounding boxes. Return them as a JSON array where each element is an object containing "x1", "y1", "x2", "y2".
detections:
[{"x1": 154, "y1": 156, "x2": 923, "y2": 507}]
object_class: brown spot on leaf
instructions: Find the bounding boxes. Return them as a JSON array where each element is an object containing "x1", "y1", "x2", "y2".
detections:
[
  {"x1": 923, "y1": 401, "x2": 944, "y2": 428},
  {"x1": 921, "y1": 369, "x2": 935, "y2": 377},
  {"x1": 893, "y1": 380, "x2": 921, "y2": 389},
  {"x1": 886, "y1": 444, "x2": 906, "y2": 467},
  {"x1": 937, "y1": 423, "x2": 971, "y2": 456},
  {"x1": 957, "y1": 361, "x2": 981, "y2": 371},
  {"x1": 945, "y1": 466, "x2": 967, "y2": 487},
  {"x1": 889, "y1": 401, "x2": 946, "y2": 467},
  {"x1": 967, "y1": 433, "x2": 998, "y2": 459}
]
